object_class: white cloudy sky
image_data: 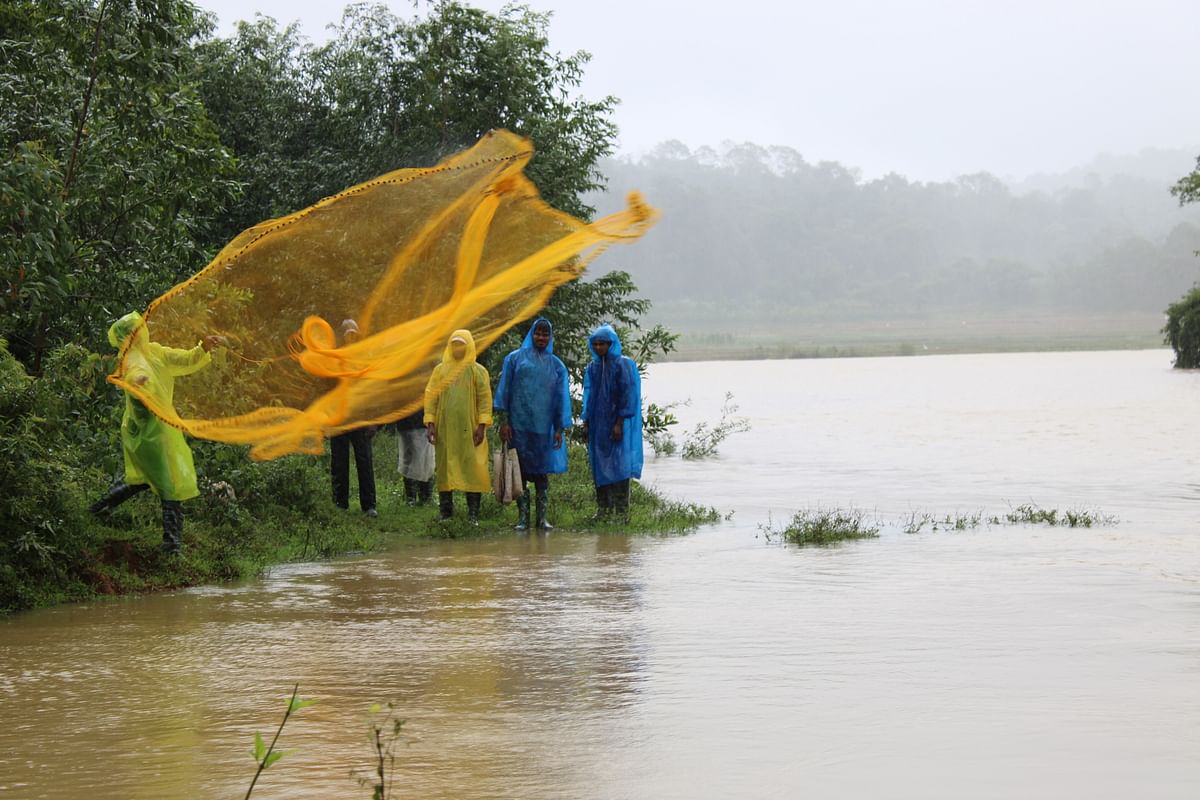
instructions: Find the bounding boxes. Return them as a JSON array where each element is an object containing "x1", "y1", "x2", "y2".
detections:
[{"x1": 197, "y1": 0, "x2": 1200, "y2": 182}]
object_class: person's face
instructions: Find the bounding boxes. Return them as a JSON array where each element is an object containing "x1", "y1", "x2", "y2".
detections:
[
  {"x1": 532, "y1": 326, "x2": 551, "y2": 351},
  {"x1": 592, "y1": 338, "x2": 611, "y2": 358},
  {"x1": 451, "y1": 341, "x2": 467, "y2": 360}
]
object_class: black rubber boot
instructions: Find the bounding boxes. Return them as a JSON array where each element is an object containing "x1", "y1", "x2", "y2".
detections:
[
  {"x1": 466, "y1": 492, "x2": 481, "y2": 526},
  {"x1": 439, "y1": 491, "x2": 454, "y2": 520},
  {"x1": 404, "y1": 478, "x2": 418, "y2": 506},
  {"x1": 535, "y1": 485, "x2": 552, "y2": 531},
  {"x1": 417, "y1": 480, "x2": 433, "y2": 505},
  {"x1": 161, "y1": 500, "x2": 183, "y2": 556},
  {"x1": 612, "y1": 480, "x2": 630, "y2": 524},
  {"x1": 592, "y1": 483, "x2": 610, "y2": 522},
  {"x1": 89, "y1": 481, "x2": 149, "y2": 515},
  {"x1": 514, "y1": 493, "x2": 530, "y2": 531}
]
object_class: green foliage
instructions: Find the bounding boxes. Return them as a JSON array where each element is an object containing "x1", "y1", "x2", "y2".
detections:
[
  {"x1": 0, "y1": 0, "x2": 699, "y2": 614},
  {"x1": 1171, "y1": 155, "x2": 1200, "y2": 206},
  {"x1": 759, "y1": 507, "x2": 881, "y2": 546},
  {"x1": 1, "y1": 0, "x2": 240, "y2": 371},
  {"x1": 356, "y1": 701, "x2": 408, "y2": 800},
  {"x1": 1163, "y1": 284, "x2": 1200, "y2": 368},
  {"x1": 0, "y1": 339, "x2": 114, "y2": 611},
  {"x1": 198, "y1": 2, "x2": 616, "y2": 240}
]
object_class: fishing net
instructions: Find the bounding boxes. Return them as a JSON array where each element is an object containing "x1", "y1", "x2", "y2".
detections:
[{"x1": 107, "y1": 130, "x2": 658, "y2": 460}]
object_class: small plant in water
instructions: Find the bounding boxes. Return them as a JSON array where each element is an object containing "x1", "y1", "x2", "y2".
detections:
[
  {"x1": 681, "y1": 392, "x2": 751, "y2": 460},
  {"x1": 244, "y1": 684, "x2": 317, "y2": 799},
  {"x1": 1002, "y1": 502, "x2": 1116, "y2": 528},
  {"x1": 901, "y1": 502, "x2": 1118, "y2": 534},
  {"x1": 354, "y1": 701, "x2": 408, "y2": 800},
  {"x1": 760, "y1": 507, "x2": 881, "y2": 545}
]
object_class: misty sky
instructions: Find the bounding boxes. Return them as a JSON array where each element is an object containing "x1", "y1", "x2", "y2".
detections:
[{"x1": 197, "y1": 0, "x2": 1200, "y2": 182}]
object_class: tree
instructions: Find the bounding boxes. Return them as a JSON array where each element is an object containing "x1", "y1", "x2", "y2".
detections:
[
  {"x1": 196, "y1": 1, "x2": 671, "y2": 385},
  {"x1": 1171, "y1": 156, "x2": 1200, "y2": 206},
  {"x1": 1164, "y1": 156, "x2": 1200, "y2": 368},
  {"x1": 1163, "y1": 286, "x2": 1200, "y2": 369},
  {"x1": 0, "y1": 0, "x2": 239, "y2": 372}
]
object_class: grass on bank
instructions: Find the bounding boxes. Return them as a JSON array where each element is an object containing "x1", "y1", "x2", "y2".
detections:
[
  {"x1": 758, "y1": 507, "x2": 882, "y2": 546},
  {"x1": 3, "y1": 426, "x2": 718, "y2": 614}
]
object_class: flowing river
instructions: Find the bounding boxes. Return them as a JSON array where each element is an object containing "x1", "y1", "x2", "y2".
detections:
[{"x1": 2, "y1": 349, "x2": 1198, "y2": 799}]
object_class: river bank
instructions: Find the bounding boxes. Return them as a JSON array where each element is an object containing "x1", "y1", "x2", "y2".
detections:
[
  {"x1": 658, "y1": 310, "x2": 1165, "y2": 361},
  {"x1": 2, "y1": 429, "x2": 717, "y2": 615}
]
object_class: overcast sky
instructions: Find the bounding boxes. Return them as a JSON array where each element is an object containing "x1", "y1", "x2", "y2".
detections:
[{"x1": 197, "y1": 0, "x2": 1200, "y2": 182}]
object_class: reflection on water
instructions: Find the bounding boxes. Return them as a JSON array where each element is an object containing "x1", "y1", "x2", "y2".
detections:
[{"x1": 1, "y1": 350, "x2": 1199, "y2": 799}]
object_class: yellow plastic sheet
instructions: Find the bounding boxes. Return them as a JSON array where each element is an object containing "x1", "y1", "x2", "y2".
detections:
[{"x1": 107, "y1": 130, "x2": 658, "y2": 460}]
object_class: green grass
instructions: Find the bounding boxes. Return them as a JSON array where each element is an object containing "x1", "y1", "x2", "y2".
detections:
[
  {"x1": 759, "y1": 507, "x2": 881, "y2": 546},
  {"x1": 765, "y1": 501, "x2": 1119, "y2": 548}
]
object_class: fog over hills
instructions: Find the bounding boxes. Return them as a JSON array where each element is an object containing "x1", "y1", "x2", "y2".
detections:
[{"x1": 587, "y1": 143, "x2": 1200, "y2": 331}]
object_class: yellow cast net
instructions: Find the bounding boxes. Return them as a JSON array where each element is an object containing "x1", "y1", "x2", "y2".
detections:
[{"x1": 107, "y1": 130, "x2": 658, "y2": 460}]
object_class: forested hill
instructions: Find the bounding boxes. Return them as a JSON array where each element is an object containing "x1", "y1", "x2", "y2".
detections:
[{"x1": 588, "y1": 143, "x2": 1200, "y2": 322}]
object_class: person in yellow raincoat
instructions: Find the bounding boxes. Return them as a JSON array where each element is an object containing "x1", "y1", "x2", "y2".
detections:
[
  {"x1": 424, "y1": 330, "x2": 492, "y2": 524},
  {"x1": 90, "y1": 311, "x2": 222, "y2": 555}
]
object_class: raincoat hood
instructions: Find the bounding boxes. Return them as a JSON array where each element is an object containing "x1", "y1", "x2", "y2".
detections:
[
  {"x1": 108, "y1": 311, "x2": 148, "y2": 350},
  {"x1": 588, "y1": 324, "x2": 623, "y2": 361},
  {"x1": 441, "y1": 329, "x2": 478, "y2": 364},
  {"x1": 521, "y1": 317, "x2": 555, "y2": 354}
]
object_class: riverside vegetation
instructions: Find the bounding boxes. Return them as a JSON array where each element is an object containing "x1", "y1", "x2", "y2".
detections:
[
  {"x1": 0, "y1": 337, "x2": 719, "y2": 614},
  {"x1": 0, "y1": 1, "x2": 711, "y2": 614},
  {"x1": 760, "y1": 503, "x2": 1118, "y2": 545}
]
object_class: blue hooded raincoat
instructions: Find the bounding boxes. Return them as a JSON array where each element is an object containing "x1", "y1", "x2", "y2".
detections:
[
  {"x1": 582, "y1": 324, "x2": 643, "y2": 487},
  {"x1": 493, "y1": 318, "x2": 572, "y2": 475}
]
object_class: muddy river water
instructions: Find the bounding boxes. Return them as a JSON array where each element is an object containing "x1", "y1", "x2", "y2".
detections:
[{"x1": 2, "y1": 349, "x2": 1198, "y2": 798}]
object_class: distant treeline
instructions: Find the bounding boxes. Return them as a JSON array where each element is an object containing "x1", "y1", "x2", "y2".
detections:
[{"x1": 590, "y1": 142, "x2": 1200, "y2": 321}]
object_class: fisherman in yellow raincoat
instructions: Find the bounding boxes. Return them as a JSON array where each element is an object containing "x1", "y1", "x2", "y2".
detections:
[
  {"x1": 90, "y1": 311, "x2": 222, "y2": 555},
  {"x1": 423, "y1": 330, "x2": 492, "y2": 524}
]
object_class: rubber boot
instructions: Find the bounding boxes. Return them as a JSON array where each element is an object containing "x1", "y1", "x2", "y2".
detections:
[
  {"x1": 439, "y1": 491, "x2": 454, "y2": 521},
  {"x1": 535, "y1": 485, "x2": 552, "y2": 531},
  {"x1": 592, "y1": 483, "x2": 610, "y2": 522},
  {"x1": 418, "y1": 480, "x2": 433, "y2": 505},
  {"x1": 89, "y1": 481, "x2": 149, "y2": 515},
  {"x1": 514, "y1": 493, "x2": 530, "y2": 531},
  {"x1": 161, "y1": 500, "x2": 183, "y2": 556},
  {"x1": 466, "y1": 492, "x2": 481, "y2": 526},
  {"x1": 404, "y1": 478, "x2": 418, "y2": 506},
  {"x1": 612, "y1": 480, "x2": 630, "y2": 525}
]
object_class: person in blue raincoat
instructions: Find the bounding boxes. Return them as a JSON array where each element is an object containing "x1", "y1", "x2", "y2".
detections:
[
  {"x1": 494, "y1": 318, "x2": 571, "y2": 530},
  {"x1": 581, "y1": 324, "x2": 642, "y2": 522}
]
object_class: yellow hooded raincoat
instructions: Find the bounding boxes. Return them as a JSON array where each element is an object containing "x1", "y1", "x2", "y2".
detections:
[
  {"x1": 423, "y1": 330, "x2": 492, "y2": 493},
  {"x1": 108, "y1": 312, "x2": 211, "y2": 501}
]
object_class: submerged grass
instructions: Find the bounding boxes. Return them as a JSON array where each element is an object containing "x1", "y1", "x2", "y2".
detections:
[
  {"x1": 901, "y1": 502, "x2": 1119, "y2": 534},
  {"x1": 766, "y1": 501, "x2": 1118, "y2": 549},
  {"x1": 758, "y1": 507, "x2": 881, "y2": 546}
]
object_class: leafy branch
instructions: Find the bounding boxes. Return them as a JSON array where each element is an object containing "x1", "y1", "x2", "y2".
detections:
[{"x1": 244, "y1": 684, "x2": 317, "y2": 799}]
